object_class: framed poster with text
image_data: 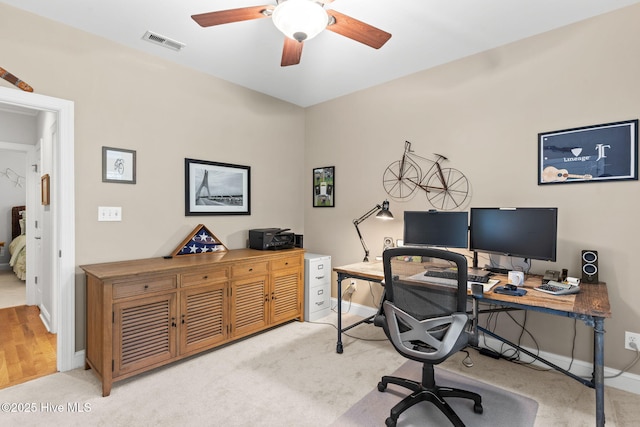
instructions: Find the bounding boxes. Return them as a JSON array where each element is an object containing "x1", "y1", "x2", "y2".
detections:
[{"x1": 538, "y1": 120, "x2": 638, "y2": 184}]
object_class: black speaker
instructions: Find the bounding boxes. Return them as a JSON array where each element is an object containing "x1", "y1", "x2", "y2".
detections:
[{"x1": 581, "y1": 250, "x2": 599, "y2": 283}]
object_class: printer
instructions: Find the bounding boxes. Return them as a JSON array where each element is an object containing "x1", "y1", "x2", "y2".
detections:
[{"x1": 249, "y1": 228, "x2": 297, "y2": 250}]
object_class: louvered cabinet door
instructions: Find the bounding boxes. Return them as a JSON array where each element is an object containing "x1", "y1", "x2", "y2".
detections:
[
  {"x1": 179, "y1": 283, "x2": 227, "y2": 355},
  {"x1": 230, "y1": 275, "x2": 269, "y2": 339},
  {"x1": 271, "y1": 267, "x2": 303, "y2": 323},
  {"x1": 113, "y1": 293, "x2": 177, "y2": 377}
]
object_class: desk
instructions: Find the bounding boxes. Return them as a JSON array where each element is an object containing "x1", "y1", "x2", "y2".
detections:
[{"x1": 333, "y1": 261, "x2": 611, "y2": 427}]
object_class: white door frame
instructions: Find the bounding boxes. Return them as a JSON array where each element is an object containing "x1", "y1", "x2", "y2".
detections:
[{"x1": 0, "y1": 87, "x2": 77, "y2": 371}]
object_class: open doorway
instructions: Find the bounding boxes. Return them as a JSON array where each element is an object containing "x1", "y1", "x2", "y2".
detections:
[
  {"x1": 0, "y1": 86, "x2": 77, "y2": 373},
  {"x1": 0, "y1": 114, "x2": 56, "y2": 387},
  {"x1": 0, "y1": 147, "x2": 28, "y2": 309},
  {"x1": 1, "y1": 126, "x2": 34, "y2": 309}
]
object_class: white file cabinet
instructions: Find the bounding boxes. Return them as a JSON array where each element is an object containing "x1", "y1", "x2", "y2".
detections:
[{"x1": 304, "y1": 253, "x2": 331, "y2": 321}]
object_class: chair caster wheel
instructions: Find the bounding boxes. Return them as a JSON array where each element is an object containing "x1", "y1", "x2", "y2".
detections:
[
  {"x1": 378, "y1": 382, "x2": 387, "y2": 392},
  {"x1": 385, "y1": 417, "x2": 396, "y2": 427},
  {"x1": 474, "y1": 403, "x2": 483, "y2": 414}
]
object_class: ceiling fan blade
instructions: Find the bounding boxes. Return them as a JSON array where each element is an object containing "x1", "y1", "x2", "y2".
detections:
[
  {"x1": 281, "y1": 38, "x2": 303, "y2": 67},
  {"x1": 0, "y1": 66, "x2": 33, "y2": 92},
  {"x1": 192, "y1": 6, "x2": 273, "y2": 27},
  {"x1": 326, "y1": 10, "x2": 391, "y2": 49}
]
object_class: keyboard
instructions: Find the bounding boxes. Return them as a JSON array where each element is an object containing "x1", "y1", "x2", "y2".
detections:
[
  {"x1": 424, "y1": 268, "x2": 489, "y2": 283},
  {"x1": 533, "y1": 280, "x2": 580, "y2": 296}
]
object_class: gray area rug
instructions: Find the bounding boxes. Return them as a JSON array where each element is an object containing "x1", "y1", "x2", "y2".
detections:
[{"x1": 332, "y1": 359, "x2": 538, "y2": 427}]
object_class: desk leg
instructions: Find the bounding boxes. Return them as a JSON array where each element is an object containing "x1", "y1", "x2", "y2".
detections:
[
  {"x1": 336, "y1": 272, "x2": 344, "y2": 354},
  {"x1": 594, "y1": 317, "x2": 605, "y2": 427}
]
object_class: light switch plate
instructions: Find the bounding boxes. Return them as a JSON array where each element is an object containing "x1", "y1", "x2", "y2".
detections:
[{"x1": 98, "y1": 206, "x2": 122, "y2": 222}]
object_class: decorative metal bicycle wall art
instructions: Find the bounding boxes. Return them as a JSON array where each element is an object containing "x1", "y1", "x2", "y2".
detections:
[{"x1": 382, "y1": 141, "x2": 470, "y2": 210}]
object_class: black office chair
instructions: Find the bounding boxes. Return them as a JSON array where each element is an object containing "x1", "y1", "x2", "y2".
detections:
[{"x1": 374, "y1": 247, "x2": 483, "y2": 427}]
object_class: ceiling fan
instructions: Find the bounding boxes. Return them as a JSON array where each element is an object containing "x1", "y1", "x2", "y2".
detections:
[
  {"x1": 0, "y1": 66, "x2": 33, "y2": 92},
  {"x1": 191, "y1": 0, "x2": 392, "y2": 67}
]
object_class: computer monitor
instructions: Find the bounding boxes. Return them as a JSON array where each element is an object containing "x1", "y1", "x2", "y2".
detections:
[
  {"x1": 403, "y1": 210, "x2": 468, "y2": 248},
  {"x1": 469, "y1": 207, "x2": 558, "y2": 263}
]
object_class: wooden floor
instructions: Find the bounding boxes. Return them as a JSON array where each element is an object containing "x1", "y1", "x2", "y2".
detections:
[{"x1": 0, "y1": 305, "x2": 57, "y2": 389}]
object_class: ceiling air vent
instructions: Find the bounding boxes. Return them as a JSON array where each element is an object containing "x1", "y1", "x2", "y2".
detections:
[{"x1": 142, "y1": 31, "x2": 185, "y2": 52}]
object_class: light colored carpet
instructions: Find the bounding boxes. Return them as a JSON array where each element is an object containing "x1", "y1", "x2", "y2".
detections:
[
  {"x1": 0, "y1": 312, "x2": 638, "y2": 426},
  {"x1": 332, "y1": 359, "x2": 537, "y2": 426},
  {"x1": 0, "y1": 269, "x2": 25, "y2": 309},
  {"x1": 0, "y1": 315, "x2": 406, "y2": 426}
]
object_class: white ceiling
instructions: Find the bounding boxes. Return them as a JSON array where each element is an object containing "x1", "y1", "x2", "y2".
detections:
[{"x1": 2, "y1": 0, "x2": 639, "y2": 107}]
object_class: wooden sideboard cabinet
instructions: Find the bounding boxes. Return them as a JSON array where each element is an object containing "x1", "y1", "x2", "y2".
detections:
[{"x1": 81, "y1": 248, "x2": 304, "y2": 396}]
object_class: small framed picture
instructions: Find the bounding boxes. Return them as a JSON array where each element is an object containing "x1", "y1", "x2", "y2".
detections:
[
  {"x1": 313, "y1": 166, "x2": 335, "y2": 207},
  {"x1": 102, "y1": 146, "x2": 136, "y2": 184},
  {"x1": 41, "y1": 174, "x2": 50, "y2": 205},
  {"x1": 538, "y1": 120, "x2": 638, "y2": 184},
  {"x1": 185, "y1": 158, "x2": 251, "y2": 216}
]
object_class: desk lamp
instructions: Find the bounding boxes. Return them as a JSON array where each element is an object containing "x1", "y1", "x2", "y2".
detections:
[{"x1": 353, "y1": 200, "x2": 394, "y2": 262}]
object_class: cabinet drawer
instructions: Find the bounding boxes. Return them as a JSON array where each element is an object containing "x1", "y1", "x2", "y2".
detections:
[
  {"x1": 231, "y1": 261, "x2": 268, "y2": 277},
  {"x1": 113, "y1": 275, "x2": 177, "y2": 299},
  {"x1": 308, "y1": 284, "x2": 330, "y2": 315},
  {"x1": 181, "y1": 268, "x2": 229, "y2": 287},
  {"x1": 306, "y1": 259, "x2": 330, "y2": 287},
  {"x1": 271, "y1": 256, "x2": 301, "y2": 271}
]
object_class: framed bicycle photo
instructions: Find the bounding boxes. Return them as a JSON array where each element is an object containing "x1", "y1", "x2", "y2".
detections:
[
  {"x1": 313, "y1": 166, "x2": 334, "y2": 207},
  {"x1": 538, "y1": 120, "x2": 638, "y2": 185},
  {"x1": 185, "y1": 158, "x2": 251, "y2": 216},
  {"x1": 102, "y1": 146, "x2": 136, "y2": 184}
]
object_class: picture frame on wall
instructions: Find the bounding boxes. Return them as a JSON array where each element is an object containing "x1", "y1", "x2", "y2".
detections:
[
  {"x1": 185, "y1": 158, "x2": 251, "y2": 216},
  {"x1": 313, "y1": 166, "x2": 335, "y2": 207},
  {"x1": 538, "y1": 119, "x2": 638, "y2": 185},
  {"x1": 102, "y1": 146, "x2": 136, "y2": 184},
  {"x1": 41, "y1": 174, "x2": 50, "y2": 205}
]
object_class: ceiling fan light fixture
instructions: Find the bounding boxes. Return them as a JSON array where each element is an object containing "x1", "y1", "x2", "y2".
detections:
[{"x1": 272, "y1": 0, "x2": 328, "y2": 42}]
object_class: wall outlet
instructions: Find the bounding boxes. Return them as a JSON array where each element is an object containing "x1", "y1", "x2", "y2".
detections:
[
  {"x1": 345, "y1": 280, "x2": 357, "y2": 295},
  {"x1": 625, "y1": 331, "x2": 640, "y2": 351}
]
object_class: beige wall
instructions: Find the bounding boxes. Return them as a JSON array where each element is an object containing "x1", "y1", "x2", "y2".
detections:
[
  {"x1": 0, "y1": 5, "x2": 305, "y2": 349},
  {"x1": 0, "y1": 4, "x2": 306, "y2": 259},
  {"x1": 305, "y1": 4, "x2": 640, "y2": 374}
]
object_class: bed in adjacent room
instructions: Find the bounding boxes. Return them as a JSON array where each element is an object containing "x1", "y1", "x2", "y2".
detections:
[{"x1": 8, "y1": 205, "x2": 26, "y2": 281}]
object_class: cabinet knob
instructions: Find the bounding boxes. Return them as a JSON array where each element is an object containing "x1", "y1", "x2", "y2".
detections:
[
  {"x1": 249, "y1": 268, "x2": 253, "y2": 272},
  {"x1": 203, "y1": 275, "x2": 208, "y2": 279},
  {"x1": 144, "y1": 285, "x2": 149, "y2": 289},
  {"x1": 171, "y1": 317, "x2": 176, "y2": 327}
]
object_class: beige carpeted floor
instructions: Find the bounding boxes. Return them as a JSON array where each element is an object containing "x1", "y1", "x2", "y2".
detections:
[
  {"x1": 0, "y1": 312, "x2": 638, "y2": 426},
  {"x1": 0, "y1": 269, "x2": 25, "y2": 309}
]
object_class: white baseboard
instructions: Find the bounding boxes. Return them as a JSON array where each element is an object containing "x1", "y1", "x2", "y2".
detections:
[
  {"x1": 39, "y1": 309, "x2": 52, "y2": 332},
  {"x1": 332, "y1": 298, "x2": 640, "y2": 396},
  {"x1": 73, "y1": 350, "x2": 85, "y2": 370},
  {"x1": 333, "y1": 298, "x2": 380, "y2": 319},
  {"x1": 479, "y1": 334, "x2": 640, "y2": 395}
]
